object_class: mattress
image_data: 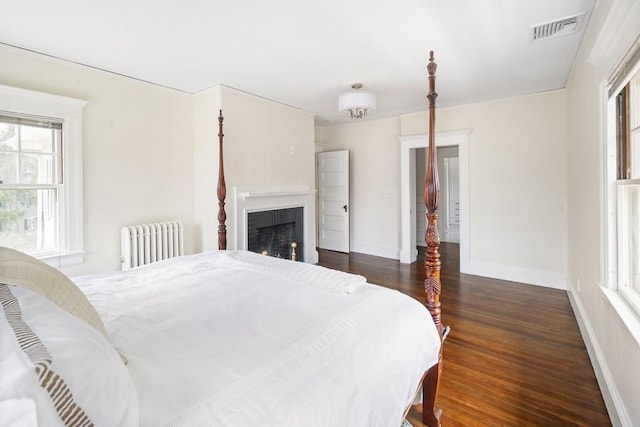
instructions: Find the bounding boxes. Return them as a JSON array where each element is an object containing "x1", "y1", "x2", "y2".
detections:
[{"x1": 73, "y1": 250, "x2": 441, "y2": 427}]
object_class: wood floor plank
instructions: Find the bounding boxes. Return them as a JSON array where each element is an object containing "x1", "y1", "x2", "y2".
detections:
[{"x1": 317, "y1": 244, "x2": 611, "y2": 427}]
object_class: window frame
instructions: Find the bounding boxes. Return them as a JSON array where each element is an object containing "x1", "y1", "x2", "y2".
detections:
[
  {"x1": 607, "y1": 72, "x2": 640, "y2": 301},
  {"x1": 0, "y1": 84, "x2": 86, "y2": 266},
  {"x1": 602, "y1": 40, "x2": 640, "y2": 353}
]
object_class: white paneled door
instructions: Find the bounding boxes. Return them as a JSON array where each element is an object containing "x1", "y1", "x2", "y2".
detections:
[
  {"x1": 444, "y1": 157, "x2": 460, "y2": 243},
  {"x1": 318, "y1": 150, "x2": 350, "y2": 252}
]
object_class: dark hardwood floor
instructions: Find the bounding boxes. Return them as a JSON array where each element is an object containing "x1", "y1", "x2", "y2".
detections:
[{"x1": 317, "y1": 243, "x2": 611, "y2": 427}]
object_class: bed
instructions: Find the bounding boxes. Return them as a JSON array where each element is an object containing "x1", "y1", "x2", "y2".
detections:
[{"x1": 0, "y1": 52, "x2": 446, "y2": 427}]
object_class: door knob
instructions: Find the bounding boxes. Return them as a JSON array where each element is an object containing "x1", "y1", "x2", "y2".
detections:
[{"x1": 343, "y1": 204, "x2": 348, "y2": 212}]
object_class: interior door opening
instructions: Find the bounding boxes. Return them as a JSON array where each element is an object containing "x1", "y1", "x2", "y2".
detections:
[{"x1": 415, "y1": 146, "x2": 460, "y2": 247}]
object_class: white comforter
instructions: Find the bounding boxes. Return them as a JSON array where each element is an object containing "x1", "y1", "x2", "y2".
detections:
[{"x1": 74, "y1": 250, "x2": 440, "y2": 427}]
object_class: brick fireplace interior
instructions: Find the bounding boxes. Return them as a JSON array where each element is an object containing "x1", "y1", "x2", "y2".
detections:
[{"x1": 247, "y1": 206, "x2": 304, "y2": 261}]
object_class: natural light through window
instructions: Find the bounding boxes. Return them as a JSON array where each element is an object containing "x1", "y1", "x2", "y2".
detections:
[
  {"x1": 0, "y1": 115, "x2": 62, "y2": 255},
  {"x1": 0, "y1": 84, "x2": 86, "y2": 266}
]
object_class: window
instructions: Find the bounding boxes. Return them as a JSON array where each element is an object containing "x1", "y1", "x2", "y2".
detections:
[
  {"x1": 0, "y1": 85, "x2": 86, "y2": 266},
  {"x1": 607, "y1": 41, "x2": 640, "y2": 317},
  {"x1": 0, "y1": 114, "x2": 62, "y2": 254}
]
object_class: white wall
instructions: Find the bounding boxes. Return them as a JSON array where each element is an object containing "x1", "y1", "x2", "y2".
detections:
[
  {"x1": 318, "y1": 2, "x2": 640, "y2": 420},
  {"x1": 402, "y1": 91, "x2": 568, "y2": 288},
  {"x1": 1, "y1": 5, "x2": 636, "y2": 422},
  {"x1": 321, "y1": 117, "x2": 402, "y2": 259},
  {"x1": 566, "y1": 0, "x2": 640, "y2": 424},
  {"x1": 0, "y1": 44, "x2": 194, "y2": 276},
  {"x1": 318, "y1": 90, "x2": 568, "y2": 288},
  {"x1": 0, "y1": 46, "x2": 316, "y2": 275},
  {"x1": 193, "y1": 86, "x2": 316, "y2": 253},
  {"x1": 192, "y1": 86, "x2": 222, "y2": 252}
]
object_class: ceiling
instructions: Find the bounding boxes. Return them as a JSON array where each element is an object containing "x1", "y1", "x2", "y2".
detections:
[{"x1": 0, "y1": 0, "x2": 595, "y2": 125}]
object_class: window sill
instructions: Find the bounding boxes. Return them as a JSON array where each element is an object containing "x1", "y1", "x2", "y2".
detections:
[
  {"x1": 601, "y1": 285, "x2": 640, "y2": 348},
  {"x1": 39, "y1": 251, "x2": 85, "y2": 269}
]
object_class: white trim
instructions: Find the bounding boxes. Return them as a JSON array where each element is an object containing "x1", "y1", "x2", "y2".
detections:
[
  {"x1": 398, "y1": 129, "x2": 471, "y2": 273},
  {"x1": 568, "y1": 287, "x2": 631, "y2": 427},
  {"x1": 0, "y1": 84, "x2": 86, "y2": 265},
  {"x1": 466, "y1": 260, "x2": 567, "y2": 290},
  {"x1": 0, "y1": 84, "x2": 87, "y2": 118},
  {"x1": 350, "y1": 240, "x2": 400, "y2": 260},
  {"x1": 233, "y1": 186, "x2": 318, "y2": 264},
  {"x1": 40, "y1": 251, "x2": 85, "y2": 268},
  {"x1": 603, "y1": 86, "x2": 617, "y2": 289},
  {"x1": 587, "y1": 0, "x2": 640, "y2": 78},
  {"x1": 601, "y1": 286, "x2": 640, "y2": 349}
]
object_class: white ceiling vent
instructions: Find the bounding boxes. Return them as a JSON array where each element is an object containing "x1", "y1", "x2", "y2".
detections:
[{"x1": 531, "y1": 13, "x2": 585, "y2": 41}]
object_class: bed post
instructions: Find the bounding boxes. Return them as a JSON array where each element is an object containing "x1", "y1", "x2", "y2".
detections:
[
  {"x1": 217, "y1": 110, "x2": 227, "y2": 250},
  {"x1": 422, "y1": 51, "x2": 445, "y2": 427}
]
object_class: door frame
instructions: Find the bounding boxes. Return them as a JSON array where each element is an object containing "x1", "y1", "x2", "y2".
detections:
[{"x1": 399, "y1": 129, "x2": 471, "y2": 272}]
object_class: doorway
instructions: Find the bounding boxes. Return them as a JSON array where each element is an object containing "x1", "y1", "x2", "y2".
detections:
[
  {"x1": 399, "y1": 130, "x2": 470, "y2": 272},
  {"x1": 415, "y1": 146, "x2": 459, "y2": 247}
]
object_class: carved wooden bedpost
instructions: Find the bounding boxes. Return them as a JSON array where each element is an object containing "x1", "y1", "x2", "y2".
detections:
[
  {"x1": 422, "y1": 51, "x2": 444, "y2": 427},
  {"x1": 217, "y1": 110, "x2": 227, "y2": 250},
  {"x1": 424, "y1": 51, "x2": 442, "y2": 337}
]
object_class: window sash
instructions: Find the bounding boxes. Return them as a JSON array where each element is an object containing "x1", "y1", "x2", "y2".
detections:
[
  {"x1": 615, "y1": 87, "x2": 630, "y2": 179},
  {"x1": 0, "y1": 186, "x2": 61, "y2": 256},
  {"x1": 619, "y1": 286, "x2": 640, "y2": 316},
  {"x1": 631, "y1": 77, "x2": 640, "y2": 178},
  {"x1": 0, "y1": 115, "x2": 62, "y2": 185},
  {"x1": 1, "y1": 111, "x2": 64, "y2": 255}
]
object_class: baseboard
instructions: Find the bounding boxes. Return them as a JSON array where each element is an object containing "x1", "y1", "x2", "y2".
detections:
[
  {"x1": 466, "y1": 260, "x2": 567, "y2": 289},
  {"x1": 567, "y1": 288, "x2": 629, "y2": 427},
  {"x1": 350, "y1": 241, "x2": 400, "y2": 260},
  {"x1": 366, "y1": 248, "x2": 568, "y2": 288}
]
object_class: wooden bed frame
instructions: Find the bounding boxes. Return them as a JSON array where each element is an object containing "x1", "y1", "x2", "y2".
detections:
[{"x1": 214, "y1": 52, "x2": 446, "y2": 427}]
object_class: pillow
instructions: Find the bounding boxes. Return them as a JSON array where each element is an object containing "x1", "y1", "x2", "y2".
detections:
[
  {"x1": 0, "y1": 284, "x2": 138, "y2": 426},
  {"x1": 0, "y1": 246, "x2": 107, "y2": 338},
  {"x1": 0, "y1": 399, "x2": 37, "y2": 427}
]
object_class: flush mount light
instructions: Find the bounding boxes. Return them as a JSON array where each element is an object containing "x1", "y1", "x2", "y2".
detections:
[{"x1": 338, "y1": 83, "x2": 376, "y2": 119}]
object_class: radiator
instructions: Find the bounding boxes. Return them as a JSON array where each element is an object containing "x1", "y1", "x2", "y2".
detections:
[{"x1": 120, "y1": 221, "x2": 184, "y2": 270}]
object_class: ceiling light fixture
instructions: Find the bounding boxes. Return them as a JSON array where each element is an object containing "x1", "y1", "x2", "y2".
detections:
[{"x1": 338, "y1": 83, "x2": 376, "y2": 119}]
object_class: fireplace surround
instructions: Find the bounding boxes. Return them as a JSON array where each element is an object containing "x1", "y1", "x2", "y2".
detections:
[{"x1": 234, "y1": 186, "x2": 317, "y2": 264}]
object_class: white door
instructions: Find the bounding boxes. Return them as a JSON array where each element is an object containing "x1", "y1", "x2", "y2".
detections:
[
  {"x1": 444, "y1": 157, "x2": 460, "y2": 242},
  {"x1": 318, "y1": 150, "x2": 350, "y2": 252}
]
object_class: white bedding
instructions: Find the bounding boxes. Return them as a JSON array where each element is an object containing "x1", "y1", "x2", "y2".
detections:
[{"x1": 73, "y1": 250, "x2": 441, "y2": 427}]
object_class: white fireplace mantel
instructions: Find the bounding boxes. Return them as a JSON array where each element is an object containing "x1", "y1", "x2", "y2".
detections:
[{"x1": 234, "y1": 186, "x2": 318, "y2": 264}]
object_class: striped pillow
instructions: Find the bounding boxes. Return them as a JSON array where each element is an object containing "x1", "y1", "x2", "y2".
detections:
[
  {"x1": 0, "y1": 246, "x2": 107, "y2": 338},
  {"x1": 0, "y1": 284, "x2": 138, "y2": 426}
]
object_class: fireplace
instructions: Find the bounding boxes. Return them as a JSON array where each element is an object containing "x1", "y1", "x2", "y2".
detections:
[
  {"x1": 234, "y1": 186, "x2": 318, "y2": 264},
  {"x1": 247, "y1": 207, "x2": 304, "y2": 261}
]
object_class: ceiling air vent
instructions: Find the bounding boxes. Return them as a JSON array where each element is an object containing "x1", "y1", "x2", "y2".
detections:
[{"x1": 531, "y1": 13, "x2": 585, "y2": 41}]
